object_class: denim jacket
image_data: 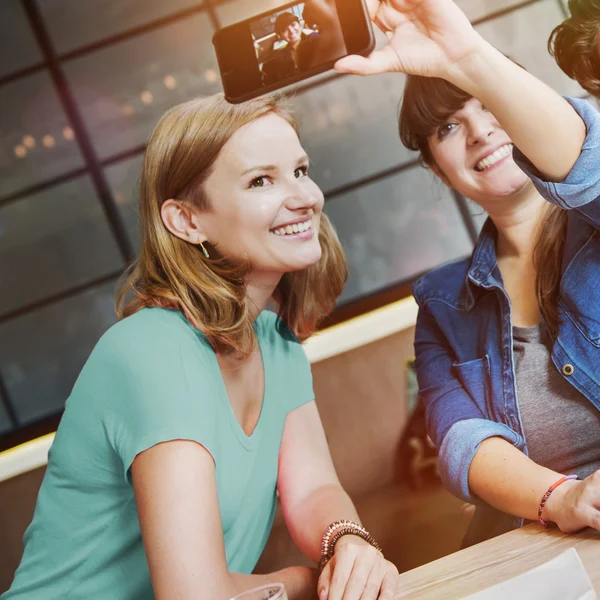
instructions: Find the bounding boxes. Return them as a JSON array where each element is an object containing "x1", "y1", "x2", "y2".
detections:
[{"x1": 412, "y1": 97, "x2": 600, "y2": 543}]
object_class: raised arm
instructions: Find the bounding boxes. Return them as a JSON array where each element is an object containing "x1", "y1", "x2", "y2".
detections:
[
  {"x1": 132, "y1": 441, "x2": 317, "y2": 600},
  {"x1": 334, "y1": 0, "x2": 586, "y2": 182}
]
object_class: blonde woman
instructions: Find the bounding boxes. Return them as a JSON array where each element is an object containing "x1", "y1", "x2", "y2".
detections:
[{"x1": 3, "y1": 95, "x2": 397, "y2": 600}]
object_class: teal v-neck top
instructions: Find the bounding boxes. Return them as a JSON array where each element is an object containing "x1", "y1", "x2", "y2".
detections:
[{"x1": 3, "y1": 308, "x2": 314, "y2": 600}]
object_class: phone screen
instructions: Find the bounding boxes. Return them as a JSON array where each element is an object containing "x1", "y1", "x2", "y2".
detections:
[{"x1": 213, "y1": 0, "x2": 374, "y2": 103}]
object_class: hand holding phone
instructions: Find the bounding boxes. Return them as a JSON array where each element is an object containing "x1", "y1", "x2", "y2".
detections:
[
  {"x1": 213, "y1": 0, "x2": 375, "y2": 103},
  {"x1": 333, "y1": 0, "x2": 482, "y2": 80}
]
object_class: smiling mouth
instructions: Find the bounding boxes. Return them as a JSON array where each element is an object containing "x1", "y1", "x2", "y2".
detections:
[
  {"x1": 475, "y1": 144, "x2": 513, "y2": 172},
  {"x1": 271, "y1": 218, "x2": 312, "y2": 236}
]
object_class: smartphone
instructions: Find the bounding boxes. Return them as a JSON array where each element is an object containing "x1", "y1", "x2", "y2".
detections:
[{"x1": 213, "y1": 0, "x2": 375, "y2": 104}]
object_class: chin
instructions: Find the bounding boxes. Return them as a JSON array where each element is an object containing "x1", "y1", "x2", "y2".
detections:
[
  {"x1": 285, "y1": 247, "x2": 323, "y2": 273},
  {"x1": 482, "y1": 172, "x2": 532, "y2": 198},
  {"x1": 503, "y1": 176, "x2": 534, "y2": 197}
]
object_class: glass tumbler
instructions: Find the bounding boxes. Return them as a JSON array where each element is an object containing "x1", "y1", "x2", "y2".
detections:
[{"x1": 229, "y1": 583, "x2": 288, "y2": 600}]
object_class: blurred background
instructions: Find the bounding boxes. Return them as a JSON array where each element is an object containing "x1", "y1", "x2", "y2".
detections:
[
  {"x1": 0, "y1": 0, "x2": 591, "y2": 451},
  {"x1": 0, "y1": 0, "x2": 596, "y2": 588}
]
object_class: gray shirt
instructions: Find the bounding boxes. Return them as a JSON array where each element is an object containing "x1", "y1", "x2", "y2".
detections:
[{"x1": 513, "y1": 323, "x2": 600, "y2": 479}]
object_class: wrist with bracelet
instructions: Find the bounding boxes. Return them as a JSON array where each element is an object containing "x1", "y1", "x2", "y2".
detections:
[
  {"x1": 318, "y1": 520, "x2": 382, "y2": 572},
  {"x1": 537, "y1": 474, "x2": 579, "y2": 528}
]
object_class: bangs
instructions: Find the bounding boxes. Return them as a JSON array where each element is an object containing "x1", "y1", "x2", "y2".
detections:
[{"x1": 399, "y1": 76, "x2": 471, "y2": 154}]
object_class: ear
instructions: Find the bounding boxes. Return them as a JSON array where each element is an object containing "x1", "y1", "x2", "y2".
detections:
[{"x1": 161, "y1": 199, "x2": 208, "y2": 245}]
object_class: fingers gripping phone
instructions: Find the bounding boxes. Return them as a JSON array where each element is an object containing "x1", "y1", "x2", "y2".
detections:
[{"x1": 213, "y1": 0, "x2": 375, "y2": 103}]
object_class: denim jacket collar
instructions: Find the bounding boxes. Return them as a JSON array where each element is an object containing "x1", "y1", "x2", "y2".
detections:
[{"x1": 465, "y1": 219, "x2": 504, "y2": 298}]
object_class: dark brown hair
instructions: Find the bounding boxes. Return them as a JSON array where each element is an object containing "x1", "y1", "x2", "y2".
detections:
[
  {"x1": 549, "y1": 0, "x2": 600, "y2": 97},
  {"x1": 399, "y1": 75, "x2": 471, "y2": 167},
  {"x1": 399, "y1": 75, "x2": 568, "y2": 337},
  {"x1": 275, "y1": 11, "x2": 300, "y2": 35}
]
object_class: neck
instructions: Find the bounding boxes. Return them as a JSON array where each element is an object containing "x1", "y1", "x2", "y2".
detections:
[
  {"x1": 244, "y1": 271, "x2": 282, "y2": 321},
  {"x1": 487, "y1": 185, "x2": 548, "y2": 259}
]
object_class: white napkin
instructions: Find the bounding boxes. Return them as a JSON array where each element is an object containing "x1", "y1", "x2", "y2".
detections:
[{"x1": 462, "y1": 548, "x2": 596, "y2": 600}]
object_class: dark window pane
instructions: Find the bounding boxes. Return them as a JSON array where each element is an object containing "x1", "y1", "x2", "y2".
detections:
[
  {"x1": 0, "y1": 177, "x2": 124, "y2": 315},
  {"x1": 325, "y1": 167, "x2": 473, "y2": 305},
  {"x1": 0, "y1": 389, "x2": 14, "y2": 435},
  {"x1": 0, "y1": 282, "x2": 118, "y2": 425},
  {"x1": 475, "y1": 0, "x2": 583, "y2": 97},
  {"x1": 0, "y1": 72, "x2": 86, "y2": 198},
  {"x1": 291, "y1": 72, "x2": 415, "y2": 192},
  {"x1": 36, "y1": 0, "x2": 207, "y2": 54},
  {"x1": 104, "y1": 155, "x2": 144, "y2": 251},
  {"x1": 63, "y1": 13, "x2": 221, "y2": 160},
  {"x1": 0, "y1": 0, "x2": 43, "y2": 77}
]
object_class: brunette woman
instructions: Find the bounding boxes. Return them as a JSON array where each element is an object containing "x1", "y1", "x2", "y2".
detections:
[{"x1": 336, "y1": 0, "x2": 600, "y2": 544}]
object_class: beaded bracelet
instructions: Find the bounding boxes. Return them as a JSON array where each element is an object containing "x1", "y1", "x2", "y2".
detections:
[
  {"x1": 319, "y1": 520, "x2": 382, "y2": 571},
  {"x1": 538, "y1": 474, "x2": 578, "y2": 528}
]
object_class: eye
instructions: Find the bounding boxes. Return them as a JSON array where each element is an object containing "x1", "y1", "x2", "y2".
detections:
[
  {"x1": 437, "y1": 122, "x2": 457, "y2": 140},
  {"x1": 294, "y1": 165, "x2": 309, "y2": 179},
  {"x1": 249, "y1": 176, "x2": 272, "y2": 188}
]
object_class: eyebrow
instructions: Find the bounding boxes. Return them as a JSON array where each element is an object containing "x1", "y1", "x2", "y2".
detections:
[{"x1": 241, "y1": 155, "x2": 310, "y2": 176}]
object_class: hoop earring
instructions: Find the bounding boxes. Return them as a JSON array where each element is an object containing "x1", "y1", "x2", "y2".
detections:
[{"x1": 200, "y1": 242, "x2": 210, "y2": 259}]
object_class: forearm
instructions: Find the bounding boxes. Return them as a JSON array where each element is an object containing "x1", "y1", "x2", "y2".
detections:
[
  {"x1": 469, "y1": 437, "x2": 568, "y2": 520},
  {"x1": 449, "y1": 39, "x2": 586, "y2": 182},
  {"x1": 284, "y1": 483, "x2": 361, "y2": 563},
  {"x1": 231, "y1": 567, "x2": 318, "y2": 600}
]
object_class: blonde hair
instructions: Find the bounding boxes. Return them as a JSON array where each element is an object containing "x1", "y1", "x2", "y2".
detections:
[
  {"x1": 116, "y1": 93, "x2": 347, "y2": 355},
  {"x1": 399, "y1": 75, "x2": 568, "y2": 338}
]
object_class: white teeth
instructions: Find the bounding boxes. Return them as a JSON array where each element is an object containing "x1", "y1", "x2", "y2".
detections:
[
  {"x1": 272, "y1": 219, "x2": 312, "y2": 236},
  {"x1": 476, "y1": 144, "x2": 513, "y2": 171}
]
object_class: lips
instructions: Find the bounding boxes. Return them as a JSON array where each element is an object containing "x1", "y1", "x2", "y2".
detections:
[
  {"x1": 474, "y1": 144, "x2": 513, "y2": 172},
  {"x1": 271, "y1": 218, "x2": 312, "y2": 237}
]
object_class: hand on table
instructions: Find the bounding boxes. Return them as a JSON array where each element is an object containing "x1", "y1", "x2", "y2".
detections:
[
  {"x1": 317, "y1": 536, "x2": 398, "y2": 600},
  {"x1": 546, "y1": 470, "x2": 600, "y2": 534}
]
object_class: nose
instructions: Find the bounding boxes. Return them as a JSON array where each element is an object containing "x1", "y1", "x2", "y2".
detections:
[
  {"x1": 284, "y1": 179, "x2": 320, "y2": 212},
  {"x1": 466, "y1": 115, "x2": 495, "y2": 146}
]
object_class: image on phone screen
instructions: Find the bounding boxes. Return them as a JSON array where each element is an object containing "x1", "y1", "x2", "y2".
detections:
[
  {"x1": 253, "y1": 2, "x2": 346, "y2": 87},
  {"x1": 213, "y1": 0, "x2": 374, "y2": 103}
]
